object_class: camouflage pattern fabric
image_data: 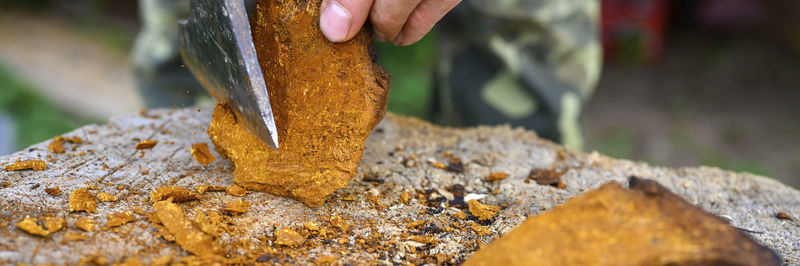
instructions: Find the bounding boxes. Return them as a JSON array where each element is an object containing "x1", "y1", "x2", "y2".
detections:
[
  {"x1": 434, "y1": 0, "x2": 601, "y2": 150},
  {"x1": 131, "y1": 0, "x2": 203, "y2": 108}
]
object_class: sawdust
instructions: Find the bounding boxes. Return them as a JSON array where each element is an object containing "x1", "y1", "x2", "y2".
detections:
[
  {"x1": 190, "y1": 143, "x2": 215, "y2": 166},
  {"x1": 68, "y1": 188, "x2": 97, "y2": 213},
  {"x1": 4, "y1": 159, "x2": 47, "y2": 171},
  {"x1": 206, "y1": 0, "x2": 390, "y2": 206},
  {"x1": 16, "y1": 217, "x2": 65, "y2": 237}
]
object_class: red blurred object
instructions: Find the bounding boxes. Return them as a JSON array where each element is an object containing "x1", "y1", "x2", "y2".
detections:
[{"x1": 602, "y1": 0, "x2": 670, "y2": 63}]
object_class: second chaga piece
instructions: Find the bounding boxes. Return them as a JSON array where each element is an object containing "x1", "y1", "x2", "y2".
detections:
[
  {"x1": 465, "y1": 177, "x2": 780, "y2": 266},
  {"x1": 208, "y1": 0, "x2": 389, "y2": 206}
]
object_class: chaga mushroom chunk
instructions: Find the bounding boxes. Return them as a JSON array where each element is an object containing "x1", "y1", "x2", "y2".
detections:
[{"x1": 207, "y1": 0, "x2": 390, "y2": 206}]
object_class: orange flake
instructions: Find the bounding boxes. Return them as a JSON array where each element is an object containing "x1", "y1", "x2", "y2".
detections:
[
  {"x1": 431, "y1": 162, "x2": 447, "y2": 169},
  {"x1": 468, "y1": 222, "x2": 491, "y2": 236},
  {"x1": 274, "y1": 227, "x2": 305, "y2": 246},
  {"x1": 407, "y1": 220, "x2": 425, "y2": 229},
  {"x1": 64, "y1": 232, "x2": 89, "y2": 242},
  {"x1": 485, "y1": 172, "x2": 509, "y2": 181},
  {"x1": 453, "y1": 211, "x2": 467, "y2": 220},
  {"x1": 76, "y1": 217, "x2": 96, "y2": 232},
  {"x1": 69, "y1": 188, "x2": 97, "y2": 213},
  {"x1": 304, "y1": 222, "x2": 320, "y2": 231},
  {"x1": 105, "y1": 211, "x2": 136, "y2": 228},
  {"x1": 97, "y1": 192, "x2": 118, "y2": 202},
  {"x1": 468, "y1": 200, "x2": 500, "y2": 221},
  {"x1": 4, "y1": 160, "x2": 47, "y2": 171},
  {"x1": 194, "y1": 185, "x2": 226, "y2": 194},
  {"x1": 16, "y1": 217, "x2": 65, "y2": 236},
  {"x1": 149, "y1": 186, "x2": 200, "y2": 203},
  {"x1": 153, "y1": 199, "x2": 222, "y2": 255},
  {"x1": 225, "y1": 184, "x2": 247, "y2": 197},
  {"x1": 400, "y1": 191, "x2": 412, "y2": 204},
  {"x1": 190, "y1": 143, "x2": 216, "y2": 166},
  {"x1": 45, "y1": 186, "x2": 62, "y2": 196},
  {"x1": 135, "y1": 140, "x2": 158, "y2": 150},
  {"x1": 314, "y1": 256, "x2": 337, "y2": 265},
  {"x1": 224, "y1": 199, "x2": 249, "y2": 214}
]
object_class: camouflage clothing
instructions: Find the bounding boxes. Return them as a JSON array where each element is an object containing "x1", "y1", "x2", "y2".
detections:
[{"x1": 434, "y1": 0, "x2": 601, "y2": 149}]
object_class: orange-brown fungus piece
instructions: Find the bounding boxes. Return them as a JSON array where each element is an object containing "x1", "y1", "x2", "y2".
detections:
[
  {"x1": 484, "y1": 172, "x2": 509, "y2": 181},
  {"x1": 105, "y1": 211, "x2": 136, "y2": 228},
  {"x1": 224, "y1": 199, "x2": 249, "y2": 214},
  {"x1": 4, "y1": 160, "x2": 46, "y2": 171},
  {"x1": 135, "y1": 140, "x2": 158, "y2": 150},
  {"x1": 16, "y1": 217, "x2": 65, "y2": 237},
  {"x1": 69, "y1": 188, "x2": 97, "y2": 213},
  {"x1": 207, "y1": 0, "x2": 390, "y2": 206},
  {"x1": 150, "y1": 186, "x2": 200, "y2": 203},
  {"x1": 225, "y1": 184, "x2": 246, "y2": 197},
  {"x1": 190, "y1": 143, "x2": 216, "y2": 165},
  {"x1": 64, "y1": 232, "x2": 89, "y2": 242},
  {"x1": 153, "y1": 199, "x2": 222, "y2": 256},
  {"x1": 274, "y1": 227, "x2": 305, "y2": 247},
  {"x1": 96, "y1": 192, "x2": 118, "y2": 202},
  {"x1": 49, "y1": 135, "x2": 83, "y2": 154},
  {"x1": 45, "y1": 186, "x2": 62, "y2": 196},
  {"x1": 194, "y1": 185, "x2": 226, "y2": 194},
  {"x1": 464, "y1": 179, "x2": 781, "y2": 266},
  {"x1": 468, "y1": 200, "x2": 500, "y2": 221},
  {"x1": 76, "y1": 217, "x2": 96, "y2": 232}
]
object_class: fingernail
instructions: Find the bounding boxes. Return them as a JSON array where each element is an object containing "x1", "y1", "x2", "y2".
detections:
[
  {"x1": 393, "y1": 32, "x2": 404, "y2": 46},
  {"x1": 374, "y1": 31, "x2": 386, "y2": 42},
  {"x1": 320, "y1": 1, "x2": 351, "y2": 42}
]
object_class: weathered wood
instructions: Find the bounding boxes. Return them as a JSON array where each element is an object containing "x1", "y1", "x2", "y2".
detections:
[{"x1": 0, "y1": 108, "x2": 798, "y2": 264}]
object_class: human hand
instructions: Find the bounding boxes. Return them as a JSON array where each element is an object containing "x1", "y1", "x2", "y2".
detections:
[{"x1": 319, "y1": 0, "x2": 461, "y2": 46}]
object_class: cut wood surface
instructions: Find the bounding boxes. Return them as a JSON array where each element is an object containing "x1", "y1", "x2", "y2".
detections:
[{"x1": 0, "y1": 108, "x2": 798, "y2": 264}]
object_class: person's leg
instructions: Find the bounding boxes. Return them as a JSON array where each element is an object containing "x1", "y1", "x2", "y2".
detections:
[
  {"x1": 131, "y1": 0, "x2": 204, "y2": 108},
  {"x1": 434, "y1": 0, "x2": 601, "y2": 150}
]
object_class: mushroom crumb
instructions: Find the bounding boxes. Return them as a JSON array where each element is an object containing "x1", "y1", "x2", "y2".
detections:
[
  {"x1": 149, "y1": 186, "x2": 200, "y2": 203},
  {"x1": 45, "y1": 186, "x2": 62, "y2": 196},
  {"x1": 485, "y1": 172, "x2": 509, "y2": 181},
  {"x1": 69, "y1": 188, "x2": 97, "y2": 213},
  {"x1": 468, "y1": 200, "x2": 500, "y2": 221},
  {"x1": 225, "y1": 184, "x2": 247, "y2": 197},
  {"x1": 275, "y1": 227, "x2": 305, "y2": 246},
  {"x1": 4, "y1": 160, "x2": 47, "y2": 171},
  {"x1": 96, "y1": 192, "x2": 118, "y2": 202},
  {"x1": 76, "y1": 217, "x2": 96, "y2": 232},
  {"x1": 16, "y1": 217, "x2": 65, "y2": 237},
  {"x1": 135, "y1": 140, "x2": 158, "y2": 150},
  {"x1": 190, "y1": 143, "x2": 216, "y2": 165}
]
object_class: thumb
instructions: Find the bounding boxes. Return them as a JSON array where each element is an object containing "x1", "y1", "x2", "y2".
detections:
[{"x1": 320, "y1": 0, "x2": 374, "y2": 42}]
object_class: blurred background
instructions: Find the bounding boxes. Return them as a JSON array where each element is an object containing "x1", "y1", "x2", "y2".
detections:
[{"x1": 0, "y1": 0, "x2": 798, "y2": 187}]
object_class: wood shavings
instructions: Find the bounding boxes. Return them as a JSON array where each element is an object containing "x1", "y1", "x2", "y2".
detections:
[
  {"x1": 190, "y1": 143, "x2": 216, "y2": 166},
  {"x1": 224, "y1": 199, "x2": 249, "y2": 214},
  {"x1": 468, "y1": 200, "x2": 500, "y2": 221},
  {"x1": 16, "y1": 217, "x2": 65, "y2": 237},
  {"x1": 225, "y1": 184, "x2": 247, "y2": 197},
  {"x1": 484, "y1": 172, "x2": 509, "y2": 181},
  {"x1": 153, "y1": 199, "x2": 222, "y2": 256},
  {"x1": 105, "y1": 211, "x2": 136, "y2": 228},
  {"x1": 45, "y1": 186, "x2": 62, "y2": 196},
  {"x1": 69, "y1": 188, "x2": 97, "y2": 213},
  {"x1": 97, "y1": 192, "x2": 118, "y2": 202},
  {"x1": 274, "y1": 227, "x2": 305, "y2": 246},
  {"x1": 149, "y1": 186, "x2": 200, "y2": 203},
  {"x1": 194, "y1": 185, "x2": 225, "y2": 194},
  {"x1": 64, "y1": 232, "x2": 89, "y2": 242},
  {"x1": 76, "y1": 217, "x2": 96, "y2": 232},
  {"x1": 135, "y1": 140, "x2": 158, "y2": 150},
  {"x1": 4, "y1": 160, "x2": 46, "y2": 171}
]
